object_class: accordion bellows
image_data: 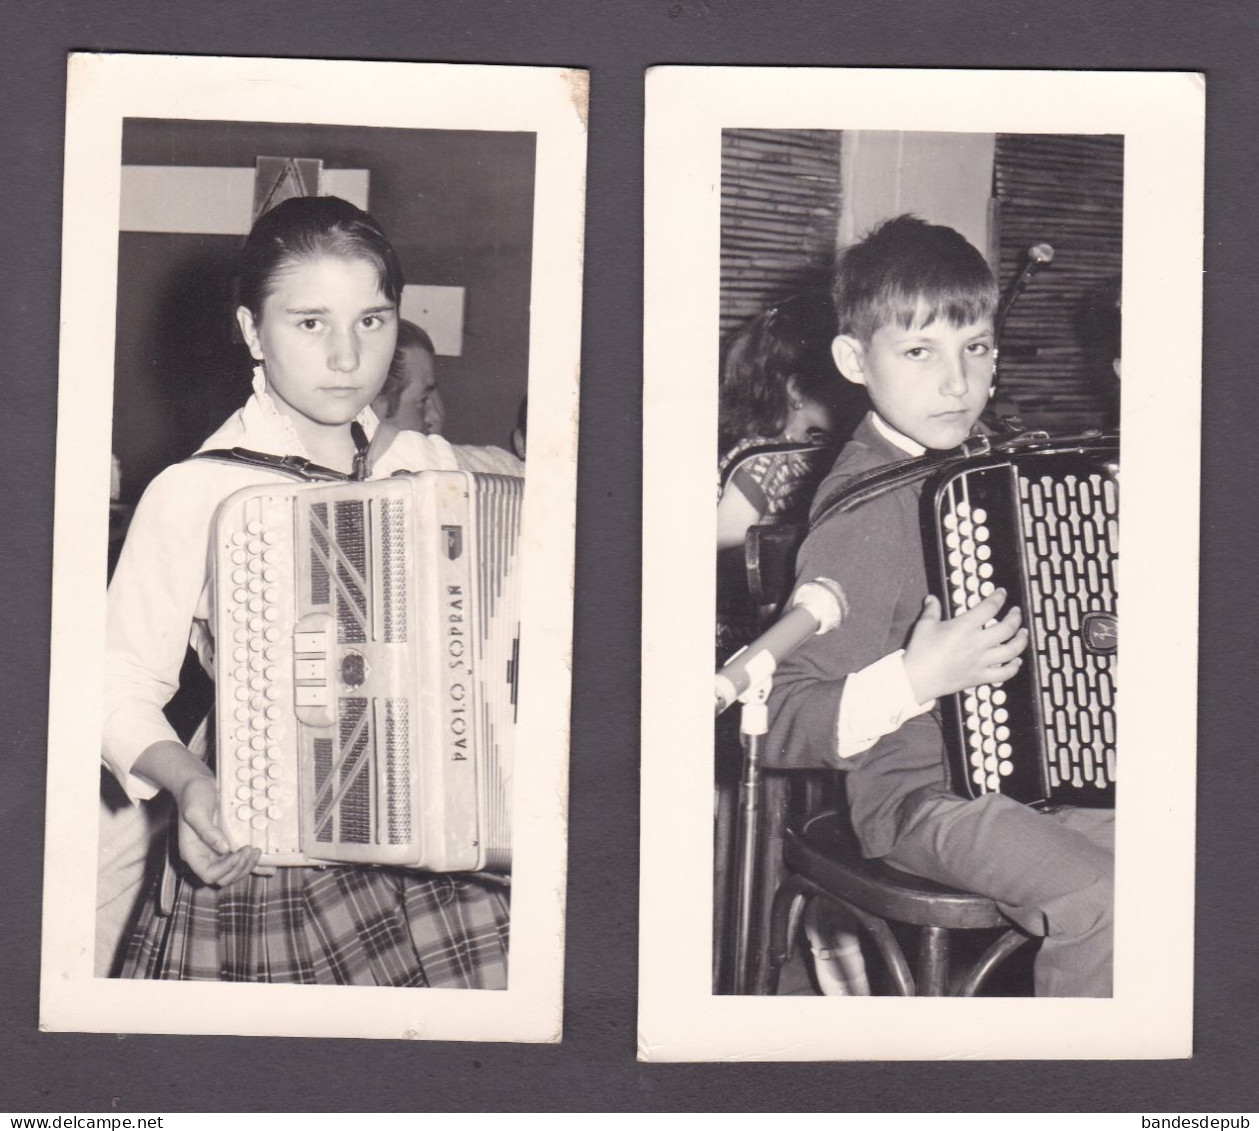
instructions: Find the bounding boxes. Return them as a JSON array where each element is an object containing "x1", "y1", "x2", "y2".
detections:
[
  {"x1": 212, "y1": 471, "x2": 521, "y2": 872},
  {"x1": 922, "y1": 436, "x2": 1119, "y2": 809}
]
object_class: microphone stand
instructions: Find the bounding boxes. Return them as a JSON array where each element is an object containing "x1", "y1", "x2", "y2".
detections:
[
  {"x1": 995, "y1": 245, "x2": 1053, "y2": 345},
  {"x1": 731, "y1": 673, "x2": 772, "y2": 995},
  {"x1": 987, "y1": 244, "x2": 1053, "y2": 436}
]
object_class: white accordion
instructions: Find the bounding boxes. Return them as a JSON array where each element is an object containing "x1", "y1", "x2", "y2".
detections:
[{"x1": 211, "y1": 471, "x2": 521, "y2": 872}]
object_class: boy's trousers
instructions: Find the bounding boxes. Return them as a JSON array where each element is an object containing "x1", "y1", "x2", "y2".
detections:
[{"x1": 881, "y1": 790, "x2": 1114, "y2": 997}]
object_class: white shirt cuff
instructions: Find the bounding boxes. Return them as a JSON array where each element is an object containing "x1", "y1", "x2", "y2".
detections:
[{"x1": 835, "y1": 649, "x2": 936, "y2": 759}]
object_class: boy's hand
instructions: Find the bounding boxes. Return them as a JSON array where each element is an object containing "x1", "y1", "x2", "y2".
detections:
[
  {"x1": 903, "y1": 588, "x2": 1029, "y2": 705},
  {"x1": 174, "y1": 773, "x2": 268, "y2": 887}
]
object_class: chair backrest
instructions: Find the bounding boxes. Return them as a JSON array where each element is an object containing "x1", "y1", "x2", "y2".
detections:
[{"x1": 744, "y1": 522, "x2": 808, "y2": 629}]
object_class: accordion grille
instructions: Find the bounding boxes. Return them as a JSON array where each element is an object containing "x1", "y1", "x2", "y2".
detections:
[
  {"x1": 309, "y1": 502, "x2": 331, "y2": 605},
  {"x1": 313, "y1": 738, "x2": 334, "y2": 843},
  {"x1": 381, "y1": 497, "x2": 407, "y2": 643},
  {"x1": 333, "y1": 501, "x2": 368, "y2": 644},
  {"x1": 385, "y1": 698, "x2": 412, "y2": 844},
  {"x1": 1019, "y1": 470, "x2": 1118, "y2": 792},
  {"x1": 335, "y1": 697, "x2": 372, "y2": 844}
]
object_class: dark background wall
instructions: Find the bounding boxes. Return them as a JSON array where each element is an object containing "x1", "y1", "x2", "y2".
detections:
[{"x1": 115, "y1": 119, "x2": 535, "y2": 502}]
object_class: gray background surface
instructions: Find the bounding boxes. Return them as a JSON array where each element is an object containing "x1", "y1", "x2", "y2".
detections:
[{"x1": 3, "y1": 0, "x2": 1254, "y2": 1112}]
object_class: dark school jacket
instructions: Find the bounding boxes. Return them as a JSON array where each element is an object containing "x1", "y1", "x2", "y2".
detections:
[{"x1": 764, "y1": 413, "x2": 952, "y2": 859}]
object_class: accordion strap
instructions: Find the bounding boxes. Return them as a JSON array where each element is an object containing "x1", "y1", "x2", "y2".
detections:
[
  {"x1": 188, "y1": 423, "x2": 372, "y2": 483},
  {"x1": 809, "y1": 430, "x2": 1062, "y2": 532}
]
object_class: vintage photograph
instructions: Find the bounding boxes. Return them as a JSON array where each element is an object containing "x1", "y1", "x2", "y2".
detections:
[
  {"x1": 712, "y1": 128, "x2": 1123, "y2": 1000},
  {"x1": 641, "y1": 68, "x2": 1202, "y2": 1060},
  {"x1": 42, "y1": 54, "x2": 586, "y2": 1042}
]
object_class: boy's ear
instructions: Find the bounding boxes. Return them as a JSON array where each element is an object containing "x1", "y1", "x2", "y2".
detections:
[
  {"x1": 831, "y1": 335, "x2": 867, "y2": 386},
  {"x1": 236, "y1": 305, "x2": 264, "y2": 361}
]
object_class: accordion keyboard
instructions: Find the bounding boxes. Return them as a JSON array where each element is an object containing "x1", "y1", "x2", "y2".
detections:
[
  {"x1": 216, "y1": 502, "x2": 303, "y2": 857},
  {"x1": 942, "y1": 499, "x2": 1017, "y2": 794}
]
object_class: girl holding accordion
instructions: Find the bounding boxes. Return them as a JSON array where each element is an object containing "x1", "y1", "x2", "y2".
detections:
[{"x1": 102, "y1": 196, "x2": 510, "y2": 986}]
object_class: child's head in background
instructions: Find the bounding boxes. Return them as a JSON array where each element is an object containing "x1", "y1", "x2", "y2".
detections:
[
  {"x1": 718, "y1": 291, "x2": 845, "y2": 452},
  {"x1": 374, "y1": 319, "x2": 446, "y2": 435}
]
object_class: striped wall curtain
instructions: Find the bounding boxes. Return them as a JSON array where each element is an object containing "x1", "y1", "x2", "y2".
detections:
[
  {"x1": 719, "y1": 129, "x2": 843, "y2": 340},
  {"x1": 993, "y1": 134, "x2": 1124, "y2": 433}
]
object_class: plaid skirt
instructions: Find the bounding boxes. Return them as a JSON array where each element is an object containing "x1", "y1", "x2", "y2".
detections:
[{"x1": 122, "y1": 865, "x2": 510, "y2": 988}]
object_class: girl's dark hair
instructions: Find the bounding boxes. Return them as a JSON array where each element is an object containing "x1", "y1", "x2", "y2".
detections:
[
  {"x1": 236, "y1": 195, "x2": 406, "y2": 319},
  {"x1": 718, "y1": 291, "x2": 840, "y2": 447},
  {"x1": 377, "y1": 319, "x2": 437, "y2": 416},
  {"x1": 833, "y1": 214, "x2": 997, "y2": 345}
]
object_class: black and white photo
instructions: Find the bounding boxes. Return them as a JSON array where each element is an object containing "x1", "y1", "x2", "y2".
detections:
[
  {"x1": 42, "y1": 53, "x2": 585, "y2": 1042},
  {"x1": 641, "y1": 66, "x2": 1202, "y2": 1061}
]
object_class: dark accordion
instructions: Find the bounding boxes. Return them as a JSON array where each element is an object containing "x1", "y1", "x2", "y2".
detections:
[
  {"x1": 211, "y1": 471, "x2": 522, "y2": 872},
  {"x1": 922, "y1": 435, "x2": 1118, "y2": 808}
]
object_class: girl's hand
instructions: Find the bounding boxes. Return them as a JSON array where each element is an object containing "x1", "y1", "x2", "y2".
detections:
[
  {"x1": 174, "y1": 771, "x2": 265, "y2": 886},
  {"x1": 903, "y1": 589, "x2": 1029, "y2": 705},
  {"x1": 133, "y1": 741, "x2": 271, "y2": 886}
]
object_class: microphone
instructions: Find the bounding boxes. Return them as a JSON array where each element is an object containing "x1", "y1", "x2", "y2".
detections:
[
  {"x1": 715, "y1": 578, "x2": 847, "y2": 715},
  {"x1": 995, "y1": 241, "x2": 1056, "y2": 346}
]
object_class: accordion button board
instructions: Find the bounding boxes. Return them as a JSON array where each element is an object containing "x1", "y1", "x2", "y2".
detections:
[
  {"x1": 923, "y1": 438, "x2": 1118, "y2": 809},
  {"x1": 212, "y1": 470, "x2": 522, "y2": 872}
]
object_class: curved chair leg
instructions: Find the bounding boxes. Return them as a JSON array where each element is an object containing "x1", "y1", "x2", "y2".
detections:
[
  {"x1": 952, "y1": 929, "x2": 1032, "y2": 997},
  {"x1": 761, "y1": 875, "x2": 812, "y2": 995},
  {"x1": 838, "y1": 900, "x2": 916, "y2": 996}
]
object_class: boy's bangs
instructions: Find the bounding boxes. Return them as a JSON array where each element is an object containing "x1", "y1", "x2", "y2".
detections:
[{"x1": 885, "y1": 280, "x2": 996, "y2": 336}]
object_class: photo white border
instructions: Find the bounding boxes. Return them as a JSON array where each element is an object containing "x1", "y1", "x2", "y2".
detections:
[
  {"x1": 640, "y1": 67, "x2": 1203, "y2": 1061},
  {"x1": 41, "y1": 52, "x2": 586, "y2": 1042}
]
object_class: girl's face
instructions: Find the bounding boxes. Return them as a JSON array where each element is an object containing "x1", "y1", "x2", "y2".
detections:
[
  {"x1": 237, "y1": 253, "x2": 398, "y2": 438},
  {"x1": 786, "y1": 392, "x2": 836, "y2": 444}
]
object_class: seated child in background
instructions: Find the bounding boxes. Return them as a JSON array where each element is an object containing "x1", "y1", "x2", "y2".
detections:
[
  {"x1": 374, "y1": 317, "x2": 524, "y2": 477},
  {"x1": 373, "y1": 318, "x2": 446, "y2": 435},
  {"x1": 713, "y1": 297, "x2": 868, "y2": 994},
  {"x1": 766, "y1": 216, "x2": 1114, "y2": 997},
  {"x1": 716, "y1": 293, "x2": 858, "y2": 553}
]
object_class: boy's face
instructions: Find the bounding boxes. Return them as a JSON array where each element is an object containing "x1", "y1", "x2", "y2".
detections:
[
  {"x1": 832, "y1": 316, "x2": 995, "y2": 450},
  {"x1": 376, "y1": 344, "x2": 446, "y2": 435}
]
